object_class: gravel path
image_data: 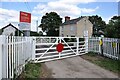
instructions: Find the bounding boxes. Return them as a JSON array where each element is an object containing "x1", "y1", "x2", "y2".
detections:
[{"x1": 43, "y1": 56, "x2": 119, "y2": 78}]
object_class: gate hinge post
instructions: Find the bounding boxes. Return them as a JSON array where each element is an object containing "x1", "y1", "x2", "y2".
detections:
[
  {"x1": 76, "y1": 37, "x2": 79, "y2": 55},
  {"x1": 32, "y1": 37, "x2": 36, "y2": 62},
  {"x1": 85, "y1": 36, "x2": 88, "y2": 53}
]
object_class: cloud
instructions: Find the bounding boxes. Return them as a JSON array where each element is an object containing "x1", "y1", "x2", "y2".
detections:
[
  {"x1": 57, "y1": 0, "x2": 96, "y2": 4},
  {"x1": 1, "y1": 0, "x2": 57, "y2": 2},
  {"x1": 0, "y1": 8, "x2": 19, "y2": 28},
  {"x1": 117, "y1": 0, "x2": 120, "y2": 2},
  {"x1": 81, "y1": 6, "x2": 99, "y2": 13},
  {"x1": 0, "y1": 8, "x2": 38, "y2": 31},
  {"x1": 1, "y1": 0, "x2": 32, "y2": 2},
  {"x1": 102, "y1": 14, "x2": 118, "y2": 24},
  {"x1": 96, "y1": 0, "x2": 119, "y2": 2},
  {"x1": 1, "y1": 0, "x2": 119, "y2": 2},
  {"x1": 32, "y1": 0, "x2": 99, "y2": 20}
]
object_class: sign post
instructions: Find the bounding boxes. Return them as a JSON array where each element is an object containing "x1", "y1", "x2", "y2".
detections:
[
  {"x1": 19, "y1": 11, "x2": 31, "y2": 36},
  {"x1": 99, "y1": 37, "x2": 103, "y2": 56}
]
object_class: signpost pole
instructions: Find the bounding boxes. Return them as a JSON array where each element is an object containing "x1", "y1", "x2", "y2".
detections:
[{"x1": 19, "y1": 11, "x2": 31, "y2": 36}]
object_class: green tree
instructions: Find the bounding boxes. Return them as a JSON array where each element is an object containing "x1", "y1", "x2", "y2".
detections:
[
  {"x1": 88, "y1": 15, "x2": 106, "y2": 37},
  {"x1": 30, "y1": 31, "x2": 40, "y2": 36},
  {"x1": 39, "y1": 31, "x2": 43, "y2": 36},
  {"x1": 105, "y1": 16, "x2": 120, "y2": 38},
  {"x1": 39, "y1": 12, "x2": 62, "y2": 36}
]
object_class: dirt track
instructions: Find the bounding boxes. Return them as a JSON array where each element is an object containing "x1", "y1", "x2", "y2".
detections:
[{"x1": 43, "y1": 56, "x2": 118, "y2": 78}]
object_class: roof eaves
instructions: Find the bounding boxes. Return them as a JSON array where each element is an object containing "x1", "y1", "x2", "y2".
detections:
[
  {"x1": 1, "y1": 23, "x2": 24, "y2": 34},
  {"x1": 61, "y1": 17, "x2": 82, "y2": 26}
]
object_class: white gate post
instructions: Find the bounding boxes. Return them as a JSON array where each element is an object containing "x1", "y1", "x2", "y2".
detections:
[
  {"x1": 84, "y1": 31, "x2": 88, "y2": 53},
  {"x1": 0, "y1": 35, "x2": 3, "y2": 80},
  {"x1": 0, "y1": 35, "x2": 8, "y2": 79},
  {"x1": 32, "y1": 37, "x2": 36, "y2": 62},
  {"x1": 85, "y1": 37, "x2": 88, "y2": 53},
  {"x1": 76, "y1": 37, "x2": 79, "y2": 55},
  {"x1": 59, "y1": 37, "x2": 62, "y2": 59},
  {"x1": 99, "y1": 37, "x2": 102, "y2": 54}
]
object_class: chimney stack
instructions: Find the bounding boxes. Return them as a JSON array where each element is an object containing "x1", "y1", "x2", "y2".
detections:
[{"x1": 65, "y1": 16, "x2": 70, "y2": 22}]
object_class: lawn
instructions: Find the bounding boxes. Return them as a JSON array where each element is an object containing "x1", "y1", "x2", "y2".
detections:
[
  {"x1": 19, "y1": 62, "x2": 41, "y2": 79},
  {"x1": 81, "y1": 52, "x2": 120, "y2": 75}
]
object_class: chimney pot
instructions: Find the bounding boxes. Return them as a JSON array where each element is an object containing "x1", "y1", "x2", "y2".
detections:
[{"x1": 65, "y1": 16, "x2": 70, "y2": 22}]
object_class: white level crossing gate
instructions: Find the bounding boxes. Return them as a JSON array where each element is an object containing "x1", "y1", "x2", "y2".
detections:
[{"x1": 33, "y1": 37, "x2": 88, "y2": 63}]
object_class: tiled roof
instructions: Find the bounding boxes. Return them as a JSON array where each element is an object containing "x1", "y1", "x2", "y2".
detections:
[
  {"x1": 62, "y1": 17, "x2": 83, "y2": 25},
  {"x1": 1, "y1": 23, "x2": 24, "y2": 33}
]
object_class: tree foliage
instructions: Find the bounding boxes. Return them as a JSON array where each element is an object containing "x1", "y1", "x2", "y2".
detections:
[
  {"x1": 30, "y1": 31, "x2": 40, "y2": 36},
  {"x1": 88, "y1": 15, "x2": 106, "y2": 37},
  {"x1": 39, "y1": 31, "x2": 43, "y2": 36},
  {"x1": 39, "y1": 12, "x2": 62, "y2": 36},
  {"x1": 105, "y1": 16, "x2": 120, "y2": 38}
]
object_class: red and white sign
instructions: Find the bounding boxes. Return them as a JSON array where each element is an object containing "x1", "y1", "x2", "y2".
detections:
[
  {"x1": 20, "y1": 11, "x2": 31, "y2": 23},
  {"x1": 19, "y1": 11, "x2": 31, "y2": 30}
]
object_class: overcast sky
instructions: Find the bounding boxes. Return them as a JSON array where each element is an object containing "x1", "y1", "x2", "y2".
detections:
[{"x1": 0, "y1": 0, "x2": 119, "y2": 31}]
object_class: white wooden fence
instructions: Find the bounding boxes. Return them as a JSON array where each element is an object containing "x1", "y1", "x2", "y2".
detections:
[
  {"x1": 102, "y1": 38, "x2": 120, "y2": 59},
  {"x1": 0, "y1": 35, "x2": 33, "y2": 79},
  {"x1": 88, "y1": 37, "x2": 100, "y2": 53},
  {"x1": 88, "y1": 37, "x2": 120, "y2": 60},
  {"x1": 0, "y1": 36, "x2": 88, "y2": 79}
]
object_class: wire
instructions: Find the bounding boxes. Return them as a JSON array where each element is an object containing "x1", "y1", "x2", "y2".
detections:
[
  {"x1": 27, "y1": 2, "x2": 32, "y2": 12},
  {"x1": 24, "y1": 0, "x2": 32, "y2": 12}
]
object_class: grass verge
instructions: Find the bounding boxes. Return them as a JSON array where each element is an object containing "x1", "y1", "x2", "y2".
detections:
[
  {"x1": 81, "y1": 52, "x2": 120, "y2": 75},
  {"x1": 19, "y1": 62, "x2": 41, "y2": 78}
]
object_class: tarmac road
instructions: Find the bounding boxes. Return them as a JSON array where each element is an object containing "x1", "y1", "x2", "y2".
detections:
[{"x1": 44, "y1": 56, "x2": 119, "y2": 78}]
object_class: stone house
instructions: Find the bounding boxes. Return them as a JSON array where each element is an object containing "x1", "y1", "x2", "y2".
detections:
[{"x1": 59, "y1": 16, "x2": 93, "y2": 37}]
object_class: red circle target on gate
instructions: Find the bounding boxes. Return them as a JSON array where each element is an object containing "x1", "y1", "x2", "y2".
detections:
[{"x1": 56, "y1": 43, "x2": 64, "y2": 52}]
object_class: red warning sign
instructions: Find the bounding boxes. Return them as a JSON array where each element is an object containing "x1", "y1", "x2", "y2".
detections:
[
  {"x1": 56, "y1": 43, "x2": 64, "y2": 52},
  {"x1": 20, "y1": 11, "x2": 31, "y2": 23}
]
